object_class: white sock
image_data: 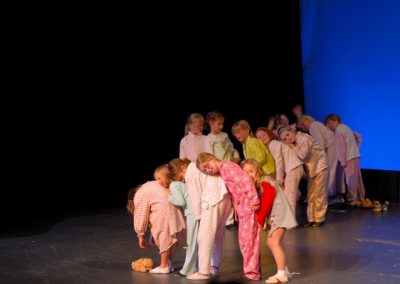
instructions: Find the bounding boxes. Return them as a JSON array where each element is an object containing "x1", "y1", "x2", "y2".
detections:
[{"x1": 277, "y1": 270, "x2": 286, "y2": 277}]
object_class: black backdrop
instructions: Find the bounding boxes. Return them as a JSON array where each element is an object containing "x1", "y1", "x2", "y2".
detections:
[{"x1": 3, "y1": 1, "x2": 304, "y2": 230}]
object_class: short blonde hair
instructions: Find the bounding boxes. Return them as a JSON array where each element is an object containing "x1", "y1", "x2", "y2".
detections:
[
  {"x1": 298, "y1": 115, "x2": 315, "y2": 125},
  {"x1": 231, "y1": 120, "x2": 253, "y2": 136}
]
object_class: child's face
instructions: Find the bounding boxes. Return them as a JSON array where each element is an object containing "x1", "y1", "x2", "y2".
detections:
[
  {"x1": 190, "y1": 120, "x2": 204, "y2": 135},
  {"x1": 298, "y1": 121, "x2": 310, "y2": 132},
  {"x1": 154, "y1": 172, "x2": 170, "y2": 188},
  {"x1": 177, "y1": 166, "x2": 187, "y2": 182},
  {"x1": 279, "y1": 130, "x2": 296, "y2": 144},
  {"x1": 279, "y1": 114, "x2": 289, "y2": 126},
  {"x1": 326, "y1": 120, "x2": 339, "y2": 131},
  {"x1": 255, "y1": 130, "x2": 270, "y2": 145},
  {"x1": 209, "y1": 118, "x2": 224, "y2": 134},
  {"x1": 199, "y1": 159, "x2": 219, "y2": 175},
  {"x1": 242, "y1": 163, "x2": 256, "y2": 181},
  {"x1": 233, "y1": 128, "x2": 249, "y2": 143}
]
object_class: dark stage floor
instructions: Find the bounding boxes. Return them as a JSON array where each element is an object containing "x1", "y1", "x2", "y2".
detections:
[{"x1": 1, "y1": 203, "x2": 399, "y2": 284}]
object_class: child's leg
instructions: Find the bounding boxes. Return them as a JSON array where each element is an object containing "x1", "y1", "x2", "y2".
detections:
[
  {"x1": 160, "y1": 250, "x2": 170, "y2": 268},
  {"x1": 267, "y1": 227, "x2": 286, "y2": 270},
  {"x1": 239, "y1": 214, "x2": 261, "y2": 280}
]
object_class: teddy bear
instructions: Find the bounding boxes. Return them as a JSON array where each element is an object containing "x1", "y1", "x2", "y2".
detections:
[{"x1": 131, "y1": 258, "x2": 154, "y2": 272}]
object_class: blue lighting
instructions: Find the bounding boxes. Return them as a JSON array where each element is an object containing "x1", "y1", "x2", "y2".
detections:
[{"x1": 301, "y1": 0, "x2": 400, "y2": 171}]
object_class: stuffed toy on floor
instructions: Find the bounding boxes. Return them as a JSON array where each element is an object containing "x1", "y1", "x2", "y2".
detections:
[{"x1": 131, "y1": 258, "x2": 154, "y2": 272}]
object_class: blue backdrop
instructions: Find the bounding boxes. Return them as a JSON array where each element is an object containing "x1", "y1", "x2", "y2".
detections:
[{"x1": 300, "y1": 0, "x2": 400, "y2": 171}]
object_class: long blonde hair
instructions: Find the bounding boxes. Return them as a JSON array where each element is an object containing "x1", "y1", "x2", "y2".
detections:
[
  {"x1": 196, "y1": 152, "x2": 217, "y2": 169},
  {"x1": 240, "y1": 158, "x2": 266, "y2": 191},
  {"x1": 168, "y1": 158, "x2": 191, "y2": 181},
  {"x1": 184, "y1": 113, "x2": 205, "y2": 136}
]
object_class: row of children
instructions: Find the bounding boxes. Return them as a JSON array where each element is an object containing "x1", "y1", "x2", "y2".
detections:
[
  {"x1": 127, "y1": 108, "x2": 366, "y2": 283},
  {"x1": 127, "y1": 154, "x2": 296, "y2": 283}
]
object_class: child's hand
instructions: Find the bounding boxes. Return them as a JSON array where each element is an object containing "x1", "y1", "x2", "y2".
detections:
[
  {"x1": 138, "y1": 236, "x2": 146, "y2": 249},
  {"x1": 251, "y1": 203, "x2": 260, "y2": 212}
]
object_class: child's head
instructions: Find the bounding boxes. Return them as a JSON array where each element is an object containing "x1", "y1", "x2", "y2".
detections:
[
  {"x1": 273, "y1": 113, "x2": 290, "y2": 129},
  {"x1": 126, "y1": 185, "x2": 141, "y2": 215},
  {"x1": 196, "y1": 152, "x2": 219, "y2": 175},
  {"x1": 154, "y1": 164, "x2": 171, "y2": 188},
  {"x1": 255, "y1": 127, "x2": 277, "y2": 146},
  {"x1": 206, "y1": 111, "x2": 225, "y2": 134},
  {"x1": 324, "y1": 113, "x2": 341, "y2": 131},
  {"x1": 231, "y1": 120, "x2": 252, "y2": 143},
  {"x1": 184, "y1": 113, "x2": 205, "y2": 136},
  {"x1": 241, "y1": 158, "x2": 265, "y2": 188},
  {"x1": 168, "y1": 158, "x2": 191, "y2": 182},
  {"x1": 278, "y1": 125, "x2": 297, "y2": 144},
  {"x1": 297, "y1": 115, "x2": 315, "y2": 132}
]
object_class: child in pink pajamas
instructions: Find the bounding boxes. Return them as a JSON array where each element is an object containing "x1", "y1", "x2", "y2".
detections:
[{"x1": 196, "y1": 152, "x2": 261, "y2": 281}]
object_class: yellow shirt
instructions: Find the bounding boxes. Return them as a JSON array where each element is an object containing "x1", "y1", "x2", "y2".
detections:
[{"x1": 243, "y1": 136, "x2": 276, "y2": 177}]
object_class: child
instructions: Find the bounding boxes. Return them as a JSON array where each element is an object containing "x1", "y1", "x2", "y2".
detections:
[
  {"x1": 179, "y1": 113, "x2": 211, "y2": 162},
  {"x1": 154, "y1": 164, "x2": 171, "y2": 188},
  {"x1": 324, "y1": 114, "x2": 366, "y2": 207},
  {"x1": 241, "y1": 158, "x2": 297, "y2": 283},
  {"x1": 232, "y1": 120, "x2": 275, "y2": 178},
  {"x1": 129, "y1": 166, "x2": 186, "y2": 273},
  {"x1": 184, "y1": 161, "x2": 232, "y2": 280},
  {"x1": 196, "y1": 152, "x2": 261, "y2": 281},
  {"x1": 297, "y1": 115, "x2": 345, "y2": 205},
  {"x1": 255, "y1": 127, "x2": 304, "y2": 213},
  {"x1": 278, "y1": 126, "x2": 328, "y2": 227},
  {"x1": 167, "y1": 158, "x2": 198, "y2": 276},
  {"x1": 206, "y1": 111, "x2": 240, "y2": 164},
  {"x1": 206, "y1": 110, "x2": 239, "y2": 228}
]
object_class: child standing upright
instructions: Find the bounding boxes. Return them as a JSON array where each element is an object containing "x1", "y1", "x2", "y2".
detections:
[
  {"x1": 206, "y1": 111, "x2": 240, "y2": 164},
  {"x1": 241, "y1": 158, "x2": 297, "y2": 283},
  {"x1": 180, "y1": 113, "x2": 211, "y2": 162},
  {"x1": 196, "y1": 153, "x2": 261, "y2": 281},
  {"x1": 324, "y1": 114, "x2": 366, "y2": 207}
]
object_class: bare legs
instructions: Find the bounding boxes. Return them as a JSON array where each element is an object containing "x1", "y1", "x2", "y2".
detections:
[{"x1": 267, "y1": 227, "x2": 286, "y2": 270}]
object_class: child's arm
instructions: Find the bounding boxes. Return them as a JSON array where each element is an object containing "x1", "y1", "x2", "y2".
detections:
[
  {"x1": 133, "y1": 189, "x2": 150, "y2": 242},
  {"x1": 353, "y1": 131, "x2": 362, "y2": 148},
  {"x1": 256, "y1": 181, "x2": 276, "y2": 226}
]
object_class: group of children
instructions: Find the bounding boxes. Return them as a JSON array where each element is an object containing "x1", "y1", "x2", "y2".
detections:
[{"x1": 126, "y1": 108, "x2": 366, "y2": 283}]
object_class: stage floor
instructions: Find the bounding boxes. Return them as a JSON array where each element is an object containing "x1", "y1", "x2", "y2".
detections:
[{"x1": 1, "y1": 203, "x2": 399, "y2": 284}]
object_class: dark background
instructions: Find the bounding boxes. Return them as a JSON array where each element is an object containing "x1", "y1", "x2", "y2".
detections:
[{"x1": 3, "y1": 1, "x2": 304, "y2": 231}]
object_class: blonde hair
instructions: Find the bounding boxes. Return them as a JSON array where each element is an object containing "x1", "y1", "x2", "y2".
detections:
[
  {"x1": 153, "y1": 164, "x2": 171, "y2": 187},
  {"x1": 205, "y1": 111, "x2": 224, "y2": 132},
  {"x1": 126, "y1": 185, "x2": 142, "y2": 215},
  {"x1": 168, "y1": 158, "x2": 191, "y2": 181},
  {"x1": 196, "y1": 152, "x2": 217, "y2": 169},
  {"x1": 298, "y1": 115, "x2": 315, "y2": 125},
  {"x1": 240, "y1": 158, "x2": 266, "y2": 191},
  {"x1": 231, "y1": 120, "x2": 253, "y2": 137},
  {"x1": 184, "y1": 113, "x2": 205, "y2": 136},
  {"x1": 277, "y1": 125, "x2": 296, "y2": 139}
]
